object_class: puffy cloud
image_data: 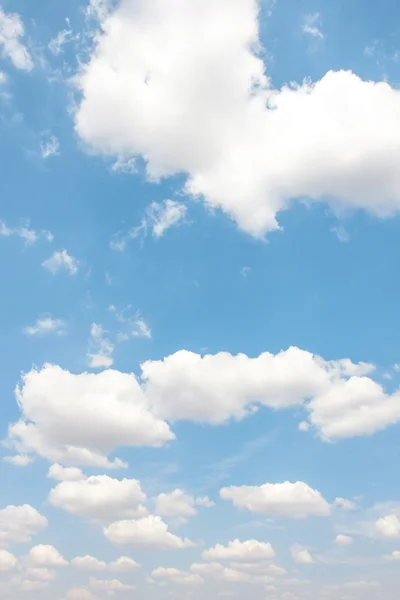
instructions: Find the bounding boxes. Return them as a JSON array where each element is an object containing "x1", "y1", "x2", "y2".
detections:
[
  {"x1": 334, "y1": 497, "x2": 357, "y2": 510},
  {"x1": 195, "y1": 496, "x2": 215, "y2": 508},
  {"x1": 49, "y1": 475, "x2": 147, "y2": 521},
  {"x1": 151, "y1": 567, "x2": 203, "y2": 585},
  {"x1": 23, "y1": 316, "x2": 67, "y2": 337},
  {"x1": 104, "y1": 515, "x2": 195, "y2": 549},
  {"x1": 302, "y1": 13, "x2": 324, "y2": 40},
  {"x1": 334, "y1": 534, "x2": 353, "y2": 546},
  {"x1": 89, "y1": 577, "x2": 135, "y2": 592},
  {"x1": 3, "y1": 454, "x2": 33, "y2": 467},
  {"x1": 25, "y1": 567, "x2": 56, "y2": 581},
  {"x1": 374, "y1": 514, "x2": 400, "y2": 538},
  {"x1": 155, "y1": 489, "x2": 197, "y2": 518},
  {"x1": 7, "y1": 364, "x2": 174, "y2": 467},
  {"x1": 0, "y1": 505, "x2": 47, "y2": 546},
  {"x1": 71, "y1": 556, "x2": 107, "y2": 571},
  {"x1": 42, "y1": 250, "x2": 78, "y2": 275},
  {"x1": 291, "y1": 545, "x2": 314, "y2": 564},
  {"x1": 87, "y1": 323, "x2": 114, "y2": 369},
  {"x1": 0, "y1": 549, "x2": 18, "y2": 571},
  {"x1": 108, "y1": 556, "x2": 140, "y2": 572},
  {"x1": 202, "y1": 539, "x2": 275, "y2": 562},
  {"x1": 0, "y1": 9, "x2": 33, "y2": 71},
  {"x1": 47, "y1": 463, "x2": 87, "y2": 482},
  {"x1": 25, "y1": 545, "x2": 68, "y2": 567},
  {"x1": 220, "y1": 481, "x2": 331, "y2": 518},
  {"x1": 75, "y1": 0, "x2": 400, "y2": 238}
]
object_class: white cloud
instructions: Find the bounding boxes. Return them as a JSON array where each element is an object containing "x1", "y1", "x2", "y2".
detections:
[
  {"x1": 151, "y1": 567, "x2": 203, "y2": 585},
  {"x1": 25, "y1": 545, "x2": 67, "y2": 567},
  {"x1": 0, "y1": 505, "x2": 47, "y2": 546},
  {"x1": 42, "y1": 250, "x2": 78, "y2": 275},
  {"x1": 3, "y1": 454, "x2": 33, "y2": 467},
  {"x1": 302, "y1": 13, "x2": 324, "y2": 40},
  {"x1": 49, "y1": 475, "x2": 147, "y2": 521},
  {"x1": 374, "y1": 514, "x2": 400, "y2": 538},
  {"x1": 23, "y1": 316, "x2": 67, "y2": 337},
  {"x1": 190, "y1": 562, "x2": 256, "y2": 584},
  {"x1": 108, "y1": 556, "x2": 140, "y2": 572},
  {"x1": 141, "y1": 347, "x2": 375, "y2": 430},
  {"x1": 47, "y1": 463, "x2": 87, "y2": 482},
  {"x1": 111, "y1": 306, "x2": 152, "y2": 340},
  {"x1": 202, "y1": 539, "x2": 275, "y2": 562},
  {"x1": 7, "y1": 364, "x2": 174, "y2": 467},
  {"x1": 71, "y1": 556, "x2": 107, "y2": 571},
  {"x1": 25, "y1": 567, "x2": 56, "y2": 581},
  {"x1": 0, "y1": 220, "x2": 53, "y2": 245},
  {"x1": 334, "y1": 497, "x2": 357, "y2": 510},
  {"x1": 146, "y1": 199, "x2": 187, "y2": 238},
  {"x1": 87, "y1": 323, "x2": 114, "y2": 369},
  {"x1": 131, "y1": 318, "x2": 152, "y2": 339},
  {"x1": 220, "y1": 481, "x2": 331, "y2": 518},
  {"x1": 40, "y1": 135, "x2": 60, "y2": 160},
  {"x1": 67, "y1": 588, "x2": 99, "y2": 600},
  {"x1": 334, "y1": 534, "x2": 353, "y2": 546},
  {"x1": 74, "y1": 0, "x2": 400, "y2": 238},
  {"x1": 48, "y1": 22, "x2": 77, "y2": 55},
  {"x1": 0, "y1": 9, "x2": 33, "y2": 71},
  {"x1": 155, "y1": 489, "x2": 197, "y2": 518},
  {"x1": 89, "y1": 577, "x2": 135, "y2": 592},
  {"x1": 86, "y1": 0, "x2": 111, "y2": 22},
  {"x1": 291, "y1": 545, "x2": 314, "y2": 564},
  {"x1": 0, "y1": 549, "x2": 18, "y2": 572},
  {"x1": 104, "y1": 515, "x2": 195, "y2": 550},
  {"x1": 384, "y1": 550, "x2": 400, "y2": 561},
  {"x1": 195, "y1": 496, "x2": 215, "y2": 508}
]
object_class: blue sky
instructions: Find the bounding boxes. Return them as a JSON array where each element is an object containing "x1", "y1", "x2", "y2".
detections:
[{"x1": 1, "y1": 0, "x2": 400, "y2": 598}]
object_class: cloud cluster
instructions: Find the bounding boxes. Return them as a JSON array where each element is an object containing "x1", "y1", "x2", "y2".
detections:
[
  {"x1": 0, "y1": 8, "x2": 33, "y2": 71},
  {"x1": 75, "y1": 0, "x2": 400, "y2": 237}
]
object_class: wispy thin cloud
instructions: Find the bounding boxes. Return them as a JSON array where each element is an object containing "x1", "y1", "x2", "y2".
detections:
[
  {"x1": 23, "y1": 315, "x2": 67, "y2": 337},
  {"x1": 42, "y1": 250, "x2": 78, "y2": 275},
  {"x1": 0, "y1": 220, "x2": 53, "y2": 245}
]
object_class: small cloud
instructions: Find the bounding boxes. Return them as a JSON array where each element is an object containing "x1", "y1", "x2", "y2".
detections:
[
  {"x1": 3, "y1": 454, "x2": 34, "y2": 467},
  {"x1": 331, "y1": 226, "x2": 349, "y2": 243},
  {"x1": 23, "y1": 316, "x2": 67, "y2": 337},
  {"x1": 42, "y1": 250, "x2": 78, "y2": 275},
  {"x1": 40, "y1": 134, "x2": 60, "y2": 159},
  {"x1": 105, "y1": 272, "x2": 112, "y2": 285},
  {"x1": 87, "y1": 323, "x2": 114, "y2": 369},
  {"x1": 334, "y1": 534, "x2": 353, "y2": 546},
  {"x1": 0, "y1": 219, "x2": 53, "y2": 245},
  {"x1": 291, "y1": 544, "x2": 314, "y2": 564},
  {"x1": 240, "y1": 266, "x2": 251, "y2": 277},
  {"x1": 48, "y1": 20, "x2": 78, "y2": 56},
  {"x1": 112, "y1": 305, "x2": 152, "y2": 341},
  {"x1": 111, "y1": 156, "x2": 136, "y2": 174},
  {"x1": 132, "y1": 318, "x2": 152, "y2": 339},
  {"x1": 0, "y1": 8, "x2": 33, "y2": 71},
  {"x1": 303, "y1": 13, "x2": 324, "y2": 40},
  {"x1": 195, "y1": 496, "x2": 215, "y2": 508}
]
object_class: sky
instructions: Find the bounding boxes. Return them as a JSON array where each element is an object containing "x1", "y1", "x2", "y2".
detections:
[{"x1": 1, "y1": 0, "x2": 400, "y2": 598}]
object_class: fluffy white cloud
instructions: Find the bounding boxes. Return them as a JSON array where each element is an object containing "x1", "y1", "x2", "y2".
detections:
[
  {"x1": 108, "y1": 556, "x2": 140, "y2": 572},
  {"x1": 87, "y1": 323, "x2": 114, "y2": 369},
  {"x1": 71, "y1": 556, "x2": 107, "y2": 571},
  {"x1": 151, "y1": 567, "x2": 203, "y2": 585},
  {"x1": 89, "y1": 577, "x2": 135, "y2": 592},
  {"x1": 155, "y1": 489, "x2": 197, "y2": 518},
  {"x1": 202, "y1": 539, "x2": 274, "y2": 562},
  {"x1": 49, "y1": 475, "x2": 147, "y2": 521},
  {"x1": 0, "y1": 9, "x2": 33, "y2": 70},
  {"x1": 195, "y1": 496, "x2": 215, "y2": 508},
  {"x1": 3, "y1": 454, "x2": 33, "y2": 467},
  {"x1": 334, "y1": 534, "x2": 353, "y2": 546},
  {"x1": 23, "y1": 316, "x2": 67, "y2": 337},
  {"x1": 374, "y1": 514, "x2": 400, "y2": 538},
  {"x1": 0, "y1": 505, "x2": 47, "y2": 546},
  {"x1": 291, "y1": 545, "x2": 314, "y2": 564},
  {"x1": 0, "y1": 549, "x2": 18, "y2": 572},
  {"x1": 47, "y1": 463, "x2": 87, "y2": 482},
  {"x1": 7, "y1": 364, "x2": 174, "y2": 467},
  {"x1": 42, "y1": 250, "x2": 78, "y2": 275},
  {"x1": 25, "y1": 545, "x2": 68, "y2": 567},
  {"x1": 75, "y1": 0, "x2": 400, "y2": 238},
  {"x1": 104, "y1": 515, "x2": 195, "y2": 549},
  {"x1": 220, "y1": 481, "x2": 331, "y2": 518}
]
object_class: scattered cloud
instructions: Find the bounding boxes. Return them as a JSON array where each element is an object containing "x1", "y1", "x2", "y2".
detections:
[
  {"x1": 7, "y1": 364, "x2": 175, "y2": 467},
  {"x1": 23, "y1": 316, "x2": 67, "y2": 337},
  {"x1": 42, "y1": 250, "x2": 78, "y2": 275},
  {"x1": 71, "y1": 556, "x2": 107, "y2": 571},
  {"x1": 104, "y1": 515, "x2": 195, "y2": 550},
  {"x1": 0, "y1": 8, "x2": 33, "y2": 71},
  {"x1": 24, "y1": 545, "x2": 68, "y2": 567},
  {"x1": 89, "y1": 577, "x2": 135, "y2": 592},
  {"x1": 40, "y1": 134, "x2": 60, "y2": 160},
  {"x1": 155, "y1": 489, "x2": 197, "y2": 518},
  {"x1": 0, "y1": 220, "x2": 53, "y2": 244},
  {"x1": 0, "y1": 505, "x2": 47, "y2": 546},
  {"x1": 334, "y1": 534, "x2": 353, "y2": 546},
  {"x1": 302, "y1": 13, "x2": 324, "y2": 40},
  {"x1": 374, "y1": 514, "x2": 400, "y2": 538},
  {"x1": 47, "y1": 463, "x2": 87, "y2": 482},
  {"x1": 220, "y1": 481, "x2": 331, "y2": 518},
  {"x1": 291, "y1": 545, "x2": 315, "y2": 564},
  {"x1": 0, "y1": 549, "x2": 18, "y2": 572},
  {"x1": 202, "y1": 539, "x2": 275, "y2": 562},
  {"x1": 87, "y1": 323, "x2": 114, "y2": 369},
  {"x1": 151, "y1": 567, "x2": 203, "y2": 586},
  {"x1": 3, "y1": 454, "x2": 34, "y2": 466}
]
